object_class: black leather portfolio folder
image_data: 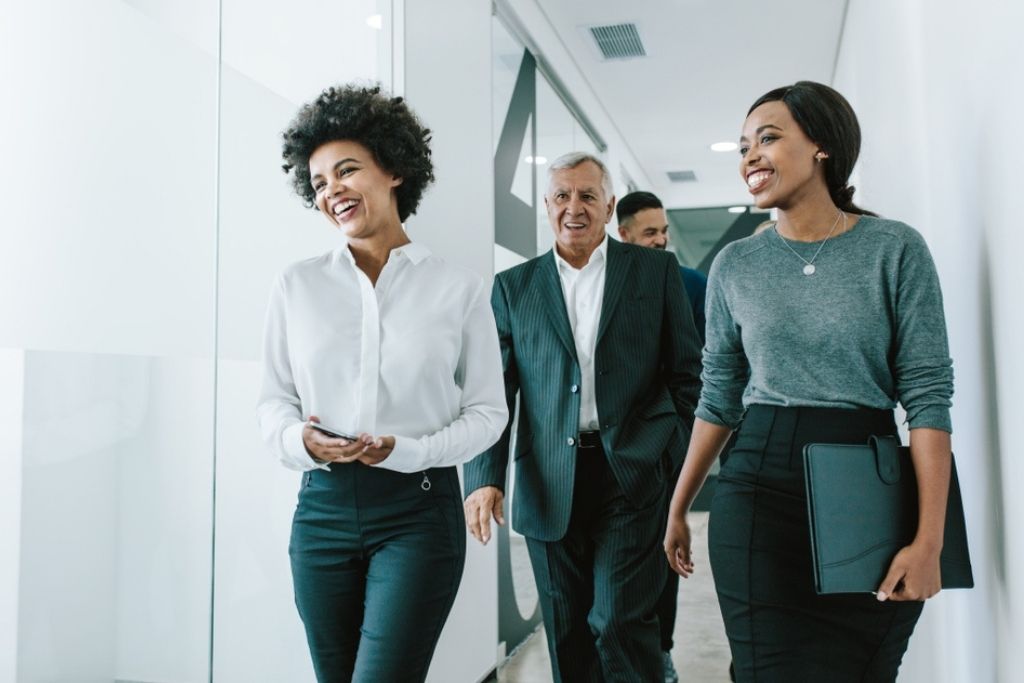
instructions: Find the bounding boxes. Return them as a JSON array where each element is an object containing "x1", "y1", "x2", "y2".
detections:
[{"x1": 803, "y1": 436, "x2": 974, "y2": 594}]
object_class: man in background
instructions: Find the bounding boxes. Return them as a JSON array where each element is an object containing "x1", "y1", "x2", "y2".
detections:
[{"x1": 617, "y1": 191, "x2": 706, "y2": 344}]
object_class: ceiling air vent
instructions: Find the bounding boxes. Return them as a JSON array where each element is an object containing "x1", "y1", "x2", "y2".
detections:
[
  {"x1": 667, "y1": 170, "x2": 697, "y2": 183},
  {"x1": 588, "y1": 23, "x2": 646, "y2": 60}
]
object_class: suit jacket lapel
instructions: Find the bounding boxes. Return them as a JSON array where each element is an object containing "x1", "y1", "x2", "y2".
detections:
[
  {"x1": 535, "y1": 251, "x2": 578, "y2": 360},
  {"x1": 596, "y1": 239, "x2": 633, "y2": 345}
]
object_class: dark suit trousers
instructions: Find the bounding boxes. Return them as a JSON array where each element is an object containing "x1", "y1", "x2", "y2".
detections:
[
  {"x1": 526, "y1": 443, "x2": 665, "y2": 683},
  {"x1": 289, "y1": 464, "x2": 466, "y2": 683}
]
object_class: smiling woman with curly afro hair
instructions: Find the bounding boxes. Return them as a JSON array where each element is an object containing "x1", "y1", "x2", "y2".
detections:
[
  {"x1": 281, "y1": 84, "x2": 434, "y2": 222},
  {"x1": 258, "y1": 84, "x2": 508, "y2": 683}
]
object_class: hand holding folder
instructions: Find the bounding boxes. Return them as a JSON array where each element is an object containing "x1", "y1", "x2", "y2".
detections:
[{"x1": 803, "y1": 436, "x2": 974, "y2": 595}]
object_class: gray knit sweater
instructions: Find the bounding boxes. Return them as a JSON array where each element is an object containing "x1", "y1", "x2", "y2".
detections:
[{"x1": 695, "y1": 215, "x2": 954, "y2": 432}]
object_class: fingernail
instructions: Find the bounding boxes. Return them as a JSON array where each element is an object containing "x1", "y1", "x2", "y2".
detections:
[{"x1": 876, "y1": 591, "x2": 887, "y2": 602}]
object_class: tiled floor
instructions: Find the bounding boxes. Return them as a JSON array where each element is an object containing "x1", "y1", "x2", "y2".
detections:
[{"x1": 497, "y1": 511, "x2": 732, "y2": 682}]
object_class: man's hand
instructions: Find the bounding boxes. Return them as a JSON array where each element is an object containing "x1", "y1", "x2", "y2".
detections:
[{"x1": 464, "y1": 485, "x2": 505, "y2": 545}]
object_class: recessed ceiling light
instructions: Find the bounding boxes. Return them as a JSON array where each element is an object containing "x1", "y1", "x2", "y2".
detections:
[
  {"x1": 728, "y1": 206, "x2": 746, "y2": 214},
  {"x1": 524, "y1": 155, "x2": 548, "y2": 165},
  {"x1": 366, "y1": 14, "x2": 383, "y2": 30},
  {"x1": 711, "y1": 141, "x2": 738, "y2": 152}
]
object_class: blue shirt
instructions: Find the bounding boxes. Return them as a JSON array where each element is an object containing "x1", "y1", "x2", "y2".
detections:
[{"x1": 680, "y1": 266, "x2": 707, "y2": 345}]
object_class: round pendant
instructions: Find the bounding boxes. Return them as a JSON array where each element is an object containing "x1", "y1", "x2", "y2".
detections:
[{"x1": 803, "y1": 264, "x2": 816, "y2": 276}]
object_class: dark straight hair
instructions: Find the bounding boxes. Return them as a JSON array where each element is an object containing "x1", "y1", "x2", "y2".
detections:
[
  {"x1": 748, "y1": 81, "x2": 876, "y2": 216},
  {"x1": 616, "y1": 190, "x2": 663, "y2": 224}
]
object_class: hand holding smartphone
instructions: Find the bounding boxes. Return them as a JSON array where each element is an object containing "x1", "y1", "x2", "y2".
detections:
[{"x1": 308, "y1": 422, "x2": 360, "y2": 442}]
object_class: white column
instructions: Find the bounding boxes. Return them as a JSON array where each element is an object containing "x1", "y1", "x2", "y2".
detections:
[
  {"x1": 834, "y1": 0, "x2": 1022, "y2": 680},
  {"x1": 400, "y1": 0, "x2": 496, "y2": 278}
]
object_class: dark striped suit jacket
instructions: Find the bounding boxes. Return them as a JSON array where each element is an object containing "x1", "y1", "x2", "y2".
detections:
[{"x1": 464, "y1": 238, "x2": 703, "y2": 541}]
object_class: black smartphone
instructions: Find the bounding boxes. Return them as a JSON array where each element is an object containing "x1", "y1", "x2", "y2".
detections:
[{"x1": 309, "y1": 423, "x2": 359, "y2": 441}]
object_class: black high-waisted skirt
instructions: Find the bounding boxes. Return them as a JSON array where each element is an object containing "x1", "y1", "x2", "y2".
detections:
[{"x1": 709, "y1": 405, "x2": 924, "y2": 683}]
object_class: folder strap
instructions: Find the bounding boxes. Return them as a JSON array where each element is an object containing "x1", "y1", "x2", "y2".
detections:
[{"x1": 869, "y1": 435, "x2": 901, "y2": 485}]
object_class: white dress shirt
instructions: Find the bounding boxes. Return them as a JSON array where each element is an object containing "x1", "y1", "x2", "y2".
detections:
[
  {"x1": 257, "y1": 241, "x2": 508, "y2": 473},
  {"x1": 554, "y1": 235, "x2": 608, "y2": 431}
]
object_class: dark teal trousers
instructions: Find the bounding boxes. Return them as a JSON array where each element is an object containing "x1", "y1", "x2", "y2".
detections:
[
  {"x1": 525, "y1": 443, "x2": 665, "y2": 683},
  {"x1": 289, "y1": 464, "x2": 465, "y2": 683},
  {"x1": 709, "y1": 405, "x2": 924, "y2": 682}
]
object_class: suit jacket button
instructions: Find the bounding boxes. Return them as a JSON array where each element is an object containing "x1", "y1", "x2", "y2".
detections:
[
  {"x1": 570, "y1": 384, "x2": 579, "y2": 393},
  {"x1": 567, "y1": 437, "x2": 576, "y2": 446}
]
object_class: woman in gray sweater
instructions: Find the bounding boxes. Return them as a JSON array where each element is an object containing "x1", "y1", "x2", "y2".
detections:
[{"x1": 663, "y1": 81, "x2": 954, "y2": 682}]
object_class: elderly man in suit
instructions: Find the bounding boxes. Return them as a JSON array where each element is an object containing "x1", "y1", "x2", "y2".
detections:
[{"x1": 464, "y1": 152, "x2": 703, "y2": 682}]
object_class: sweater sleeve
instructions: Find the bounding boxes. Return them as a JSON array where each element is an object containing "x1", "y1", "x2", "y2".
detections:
[
  {"x1": 694, "y1": 253, "x2": 749, "y2": 429},
  {"x1": 891, "y1": 229, "x2": 954, "y2": 432}
]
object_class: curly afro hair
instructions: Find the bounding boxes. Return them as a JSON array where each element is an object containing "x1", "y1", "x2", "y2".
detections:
[{"x1": 281, "y1": 84, "x2": 434, "y2": 222}]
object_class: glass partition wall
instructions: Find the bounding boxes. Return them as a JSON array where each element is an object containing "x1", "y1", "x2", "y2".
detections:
[
  {"x1": 1, "y1": 1, "x2": 390, "y2": 680},
  {"x1": 1, "y1": 3, "x2": 220, "y2": 680}
]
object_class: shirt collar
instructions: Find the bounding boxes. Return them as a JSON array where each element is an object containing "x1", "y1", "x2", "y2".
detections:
[
  {"x1": 394, "y1": 241, "x2": 431, "y2": 265},
  {"x1": 554, "y1": 233, "x2": 609, "y2": 273},
  {"x1": 336, "y1": 240, "x2": 432, "y2": 268}
]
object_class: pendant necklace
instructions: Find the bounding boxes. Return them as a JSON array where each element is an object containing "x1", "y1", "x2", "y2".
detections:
[{"x1": 774, "y1": 210, "x2": 845, "y2": 276}]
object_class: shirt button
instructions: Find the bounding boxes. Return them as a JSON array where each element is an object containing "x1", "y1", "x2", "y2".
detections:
[
  {"x1": 570, "y1": 384, "x2": 579, "y2": 393},
  {"x1": 567, "y1": 437, "x2": 576, "y2": 446}
]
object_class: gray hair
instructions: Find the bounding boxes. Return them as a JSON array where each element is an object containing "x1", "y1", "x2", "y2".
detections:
[{"x1": 547, "y1": 151, "x2": 614, "y2": 199}]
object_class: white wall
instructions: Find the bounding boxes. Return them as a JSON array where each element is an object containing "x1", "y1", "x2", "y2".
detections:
[
  {"x1": 14, "y1": 353, "x2": 215, "y2": 683},
  {"x1": 0, "y1": 1, "x2": 219, "y2": 360},
  {"x1": 0, "y1": 351, "x2": 25, "y2": 683},
  {"x1": 834, "y1": 0, "x2": 1022, "y2": 680}
]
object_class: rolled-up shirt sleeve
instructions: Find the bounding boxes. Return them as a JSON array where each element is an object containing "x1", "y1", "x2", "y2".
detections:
[
  {"x1": 892, "y1": 231, "x2": 954, "y2": 432},
  {"x1": 694, "y1": 257, "x2": 749, "y2": 429},
  {"x1": 380, "y1": 279, "x2": 509, "y2": 472}
]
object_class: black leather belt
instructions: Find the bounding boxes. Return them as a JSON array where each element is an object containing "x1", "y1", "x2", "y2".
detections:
[{"x1": 578, "y1": 430, "x2": 602, "y2": 449}]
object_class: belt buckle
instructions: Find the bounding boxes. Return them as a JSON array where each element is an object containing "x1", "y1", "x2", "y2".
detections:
[{"x1": 578, "y1": 430, "x2": 601, "y2": 450}]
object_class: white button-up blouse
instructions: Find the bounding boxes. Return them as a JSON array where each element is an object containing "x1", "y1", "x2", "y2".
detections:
[{"x1": 257, "y1": 241, "x2": 508, "y2": 473}]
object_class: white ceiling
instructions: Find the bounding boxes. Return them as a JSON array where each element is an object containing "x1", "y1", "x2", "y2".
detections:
[{"x1": 533, "y1": 0, "x2": 848, "y2": 209}]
